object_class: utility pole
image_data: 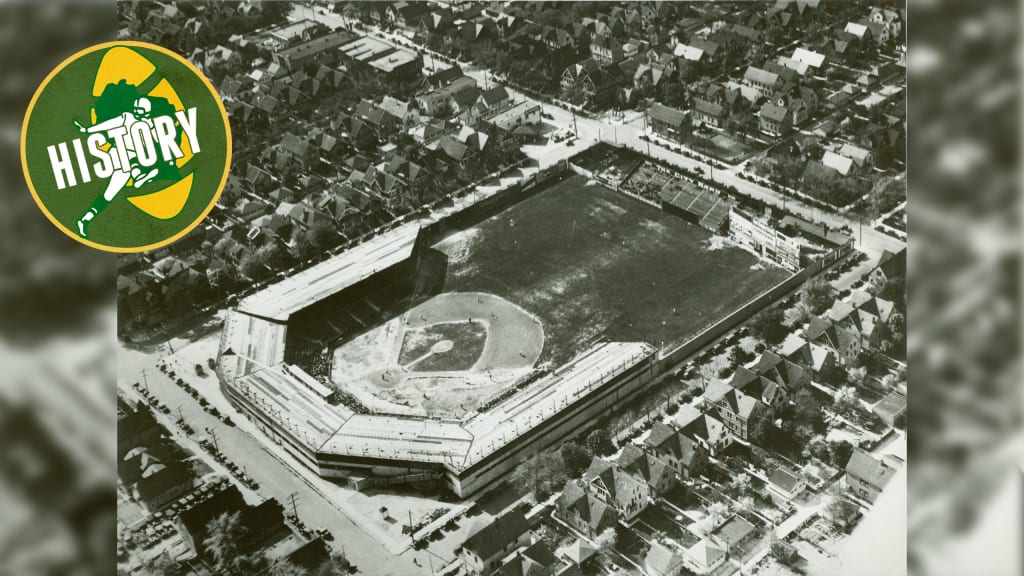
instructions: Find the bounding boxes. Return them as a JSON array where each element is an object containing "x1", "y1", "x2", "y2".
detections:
[
  {"x1": 207, "y1": 427, "x2": 220, "y2": 452},
  {"x1": 141, "y1": 369, "x2": 150, "y2": 395},
  {"x1": 176, "y1": 406, "x2": 185, "y2": 424},
  {"x1": 287, "y1": 492, "x2": 300, "y2": 519},
  {"x1": 408, "y1": 510, "x2": 415, "y2": 541}
]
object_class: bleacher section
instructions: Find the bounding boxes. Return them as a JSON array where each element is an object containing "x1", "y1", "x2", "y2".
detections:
[{"x1": 659, "y1": 178, "x2": 731, "y2": 232}]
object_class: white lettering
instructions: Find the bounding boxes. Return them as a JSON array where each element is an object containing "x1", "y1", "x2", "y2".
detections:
[
  {"x1": 107, "y1": 126, "x2": 131, "y2": 173},
  {"x1": 71, "y1": 138, "x2": 92, "y2": 185},
  {"x1": 174, "y1": 107, "x2": 200, "y2": 154},
  {"x1": 129, "y1": 121, "x2": 157, "y2": 167},
  {"x1": 153, "y1": 116, "x2": 183, "y2": 162},
  {"x1": 47, "y1": 142, "x2": 76, "y2": 190},
  {"x1": 87, "y1": 134, "x2": 113, "y2": 178}
]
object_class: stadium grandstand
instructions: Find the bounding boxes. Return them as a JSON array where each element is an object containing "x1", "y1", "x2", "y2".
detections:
[
  {"x1": 217, "y1": 222, "x2": 660, "y2": 497},
  {"x1": 659, "y1": 177, "x2": 732, "y2": 233}
]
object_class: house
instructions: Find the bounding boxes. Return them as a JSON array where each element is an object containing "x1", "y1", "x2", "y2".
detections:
[
  {"x1": 804, "y1": 317, "x2": 862, "y2": 365},
  {"x1": 871, "y1": 248, "x2": 906, "y2": 285},
  {"x1": 124, "y1": 451, "x2": 193, "y2": 511},
  {"x1": 821, "y1": 150, "x2": 855, "y2": 176},
  {"x1": 118, "y1": 404, "x2": 163, "y2": 458},
  {"x1": 767, "y1": 467, "x2": 807, "y2": 502},
  {"x1": 703, "y1": 381, "x2": 765, "y2": 441},
  {"x1": 584, "y1": 458, "x2": 650, "y2": 523},
  {"x1": 692, "y1": 99, "x2": 726, "y2": 128},
  {"x1": 555, "y1": 480, "x2": 617, "y2": 538},
  {"x1": 779, "y1": 333, "x2": 836, "y2": 379},
  {"x1": 742, "y1": 66, "x2": 782, "y2": 102},
  {"x1": 644, "y1": 421, "x2": 707, "y2": 479},
  {"x1": 873, "y1": 392, "x2": 907, "y2": 426},
  {"x1": 791, "y1": 47, "x2": 827, "y2": 70},
  {"x1": 839, "y1": 143, "x2": 874, "y2": 172},
  {"x1": 561, "y1": 58, "x2": 625, "y2": 106},
  {"x1": 459, "y1": 510, "x2": 531, "y2": 575},
  {"x1": 176, "y1": 486, "x2": 289, "y2": 558},
  {"x1": 870, "y1": 8, "x2": 903, "y2": 37},
  {"x1": 845, "y1": 449, "x2": 896, "y2": 502},
  {"x1": 475, "y1": 86, "x2": 511, "y2": 116},
  {"x1": 648, "y1": 103, "x2": 690, "y2": 143},
  {"x1": 499, "y1": 541, "x2": 568, "y2": 576},
  {"x1": 683, "y1": 538, "x2": 727, "y2": 575},
  {"x1": 481, "y1": 101, "x2": 542, "y2": 132},
  {"x1": 712, "y1": 515, "x2": 757, "y2": 552},
  {"x1": 616, "y1": 444, "x2": 677, "y2": 496},
  {"x1": 590, "y1": 33, "x2": 623, "y2": 64},
  {"x1": 674, "y1": 405, "x2": 731, "y2": 455},
  {"x1": 447, "y1": 85, "x2": 482, "y2": 121},
  {"x1": 673, "y1": 43, "x2": 704, "y2": 63},
  {"x1": 759, "y1": 101, "x2": 792, "y2": 136},
  {"x1": 645, "y1": 541, "x2": 684, "y2": 576}
]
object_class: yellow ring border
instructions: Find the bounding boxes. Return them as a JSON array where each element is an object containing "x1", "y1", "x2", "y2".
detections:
[{"x1": 20, "y1": 40, "x2": 232, "y2": 254}]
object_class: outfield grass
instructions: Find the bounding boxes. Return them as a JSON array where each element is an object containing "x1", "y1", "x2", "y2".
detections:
[{"x1": 433, "y1": 174, "x2": 791, "y2": 365}]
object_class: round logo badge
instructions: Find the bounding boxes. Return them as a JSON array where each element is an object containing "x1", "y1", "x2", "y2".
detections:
[{"x1": 21, "y1": 41, "x2": 231, "y2": 253}]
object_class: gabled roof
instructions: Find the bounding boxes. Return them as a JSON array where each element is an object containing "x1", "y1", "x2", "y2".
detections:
[
  {"x1": 845, "y1": 449, "x2": 896, "y2": 490},
  {"x1": 649, "y1": 103, "x2": 688, "y2": 128},
  {"x1": 685, "y1": 538, "x2": 726, "y2": 571},
  {"x1": 792, "y1": 47, "x2": 826, "y2": 68},
  {"x1": 769, "y1": 467, "x2": 803, "y2": 492},
  {"x1": 463, "y1": 510, "x2": 529, "y2": 559},
  {"x1": 822, "y1": 150, "x2": 854, "y2": 176},
  {"x1": 744, "y1": 66, "x2": 780, "y2": 86},
  {"x1": 693, "y1": 98, "x2": 725, "y2": 119},
  {"x1": 759, "y1": 102, "x2": 790, "y2": 122},
  {"x1": 645, "y1": 541, "x2": 682, "y2": 574}
]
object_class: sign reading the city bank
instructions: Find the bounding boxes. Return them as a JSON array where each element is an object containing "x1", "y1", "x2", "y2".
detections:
[{"x1": 21, "y1": 41, "x2": 231, "y2": 252}]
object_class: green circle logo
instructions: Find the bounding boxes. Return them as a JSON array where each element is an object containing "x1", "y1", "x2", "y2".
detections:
[{"x1": 21, "y1": 41, "x2": 231, "y2": 253}]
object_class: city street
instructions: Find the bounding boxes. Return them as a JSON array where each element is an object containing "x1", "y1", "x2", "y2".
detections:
[{"x1": 118, "y1": 328, "x2": 438, "y2": 576}]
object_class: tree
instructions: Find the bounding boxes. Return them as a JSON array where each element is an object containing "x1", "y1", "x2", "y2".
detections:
[
  {"x1": 749, "y1": 306, "x2": 787, "y2": 344},
  {"x1": 594, "y1": 527, "x2": 617, "y2": 551},
  {"x1": 824, "y1": 484, "x2": 859, "y2": 531},
  {"x1": 820, "y1": 362, "x2": 847, "y2": 387},
  {"x1": 833, "y1": 386, "x2": 859, "y2": 417},
  {"x1": 265, "y1": 558, "x2": 306, "y2": 576},
  {"x1": 313, "y1": 551, "x2": 356, "y2": 576},
  {"x1": 140, "y1": 551, "x2": 178, "y2": 575},
  {"x1": 586, "y1": 427, "x2": 615, "y2": 457},
  {"x1": 735, "y1": 495, "x2": 756, "y2": 514},
  {"x1": 749, "y1": 413, "x2": 774, "y2": 447},
  {"x1": 847, "y1": 366, "x2": 869, "y2": 388},
  {"x1": 771, "y1": 540, "x2": 798, "y2": 566},
  {"x1": 561, "y1": 442, "x2": 594, "y2": 477},
  {"x1": 800, "y1": 276, "x2": 834, "y2": 315},
  {"x1": 511, "y1": 451, "x2": 568, "y2": 500},
  {"x1": 827, "y1": 440, "x2": 854, "y2": 468},
  {"x1": 204, "y1": 511, "x2": 260, "y2": 575}
]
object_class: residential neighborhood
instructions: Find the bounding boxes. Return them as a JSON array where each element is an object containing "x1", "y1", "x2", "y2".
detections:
[{"x1": 113, "y1": 2, "x2": 906, "y2": 576}]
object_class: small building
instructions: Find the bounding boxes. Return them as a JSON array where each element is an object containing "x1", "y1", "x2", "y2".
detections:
[
  {"x1": 645, "y1": 541, "x2": 684, "y2": 576},
  {"x1": 648, "y1": 103, "x2": 691, "y2": 143},
  {"x1": 683, "y1": 538, "x2": 727, "y2": 575},
  {"x1": 692, "y1": 98, "x2": 726, "y2": 128},
  {"x1": 767, "y1": 467, "x2": 807, "y2": 502},
  {"x1": 759, "y1": 101, "x2": 792, "y2": 137},
  {"x1": 845, "y1": 449, "x2": 897, "y2": 502},
  {"x1": 459, "y1": 510, "x2": 531, "y2": 575},
  {"x1": 873, "y1": 392, "x2": 907, "y2": 426}
]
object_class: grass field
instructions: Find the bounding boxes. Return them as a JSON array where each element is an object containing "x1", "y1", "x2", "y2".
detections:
[
  {"x1": 433, "y1": 174, "x2": 791, "y2": 366},
  {"x1": 399, "y1": 321, "x2": 486, "y2": 372}
]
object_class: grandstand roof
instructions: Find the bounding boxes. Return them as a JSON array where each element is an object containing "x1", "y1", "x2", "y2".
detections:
[
  {"x1": 238, "y1": 224, "x2": 421, "y2": 322},
  {"x1": 220, "y1": 311, "x2": 288, "y2": 380}
]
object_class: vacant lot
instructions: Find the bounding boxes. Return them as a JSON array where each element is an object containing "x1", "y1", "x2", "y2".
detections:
[{"x1": 434, "y1": 174, "x2": 791, "y2": 365}]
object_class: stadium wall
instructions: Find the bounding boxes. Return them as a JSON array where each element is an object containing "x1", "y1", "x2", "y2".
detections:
[
  {"x1": 420, "y1": 160, "x2": 571, "y2": 245},
  {"x1": 449, "y1": 350, "x2": 657, "y2": 497},
  {"x1": 658, "y1": 243, "x2": 856, "y2": 371}
]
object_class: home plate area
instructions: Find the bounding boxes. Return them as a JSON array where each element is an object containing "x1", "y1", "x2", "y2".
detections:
[{"x1": 330, "y1": 292, "x2": 544, "y2": 418}]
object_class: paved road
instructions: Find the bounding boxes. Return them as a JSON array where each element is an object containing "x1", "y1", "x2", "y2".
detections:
[
  {"x1": 330, "y1": 14, "x2": 905, "y2": 265},
  {"x1": 118, "y1": 338, "x2": 428, "y2": 576}
]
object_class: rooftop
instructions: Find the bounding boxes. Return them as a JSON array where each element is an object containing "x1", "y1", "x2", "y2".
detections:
[{"x1": 238, "y1": 223, "x2": 421, "y2": 322}]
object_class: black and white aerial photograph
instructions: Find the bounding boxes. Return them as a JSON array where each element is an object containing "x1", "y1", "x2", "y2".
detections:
[
  {"x1": 111, "y1": 2, "x2": 910, "y2": 574},
  {"x1": 2, "y1": 1, "x2": 1021, "y2": 576}
]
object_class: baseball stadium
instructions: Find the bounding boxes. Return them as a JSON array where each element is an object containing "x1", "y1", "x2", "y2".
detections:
[{"x1": 217, "y1": 172, "x2": 790, "y2": 497}]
